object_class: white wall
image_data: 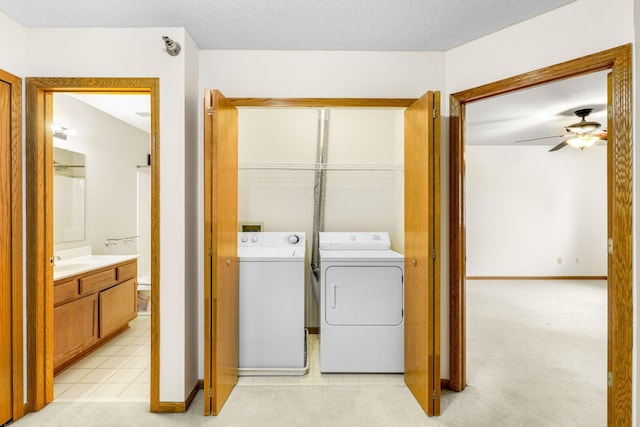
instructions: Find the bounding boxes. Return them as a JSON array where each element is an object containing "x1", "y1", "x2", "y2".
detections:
[
  {"x1": 238, "y1": 108, "x2": 405, "y2": 328},
  {"x1": 0, "y1": 11, "x2": 28, "y2": 77},
  {"x1": 25, "y1": 27, "x2": 192, "y2": 402},
  {"x1": 137, "y1": 170, "x2": 151, "y2": 276},
  {"x1": 465, "y1": 145, "x2": 607, "y2": 276},
  {"x1": 446, "y1": 0, "x2": 634, "y2": 95},
  {"x1": 53, "y1": 94, "x2": 149, "y2": 256},
  {"x1": 183, "y1": 31, "x2": 200, "y2": 398}
]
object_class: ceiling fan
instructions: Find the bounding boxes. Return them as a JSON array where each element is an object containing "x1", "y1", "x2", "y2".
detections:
[{"x1": 515, "y1": 108, "x2": 607, "y2": 152}]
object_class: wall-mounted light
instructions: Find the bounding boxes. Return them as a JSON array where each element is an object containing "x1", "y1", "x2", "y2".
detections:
[
  {"x1": 51, "y1": 123, "x2": 76, "y2": 140},
  {"x1": 162, "y1": 36, "x2": 181, "y2": 56}
]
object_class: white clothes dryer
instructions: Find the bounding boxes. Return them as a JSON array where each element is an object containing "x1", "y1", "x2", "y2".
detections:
[
  {"x1": 238, "y1": 232, "x2": 307, "y2": 376},
  {"x1": 319, "y1": 232, "x2": 404, "y2": 373}
]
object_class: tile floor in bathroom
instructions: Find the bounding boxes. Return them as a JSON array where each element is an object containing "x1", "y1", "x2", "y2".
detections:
[
  {"x1": 54, "y1": 319, "x2": 403, "y2": 402},
  {"x1": 54, "y1": 314, "x2": 150, "y2": 402}
]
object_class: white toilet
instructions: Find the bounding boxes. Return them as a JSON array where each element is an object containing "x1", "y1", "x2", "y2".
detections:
[{"x1": 137, "y1": 275, "x2": 151, "y2": 314}]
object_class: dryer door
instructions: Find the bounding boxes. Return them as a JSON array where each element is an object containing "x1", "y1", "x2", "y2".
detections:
[{"x1": 325, "y1": 266, "x2": 403, "y2": 326}]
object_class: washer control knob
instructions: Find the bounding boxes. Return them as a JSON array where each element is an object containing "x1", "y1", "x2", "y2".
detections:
[
  {"x1": 349, "y1": 235, "x2": 356, "y2": 241},
  {"x1": 240, "y1": 235, "x2": 248, "y2": 243},
  {"x1": 372, "y1": 234, "x2": 380, "y2": 240},
  {"x1": 250, "y1": 235, "x2": 258, "y2": 243},
  {"x1": 288, "y1": 234, "x2": 300, "y2": 245}
]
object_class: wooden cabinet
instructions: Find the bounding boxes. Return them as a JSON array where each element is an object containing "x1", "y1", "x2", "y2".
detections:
[
  {"x1": 53, "y1": 259, "x2": 137, "y2": 373},
  {"x1": 53, "y1": 294, "x2": 99, "y2": 369},
  {"x1": 100, "y1": 279, "x2": 137, "y2": 337}
]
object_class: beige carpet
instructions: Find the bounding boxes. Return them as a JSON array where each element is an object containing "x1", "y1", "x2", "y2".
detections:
[{"x1": 15, "y1": 279, "x2": 606, "y2": 426}]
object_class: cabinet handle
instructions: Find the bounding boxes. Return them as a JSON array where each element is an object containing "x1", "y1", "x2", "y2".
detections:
[
  {"x1": 412, "y1": 259, "x2": 417, "y2": 267},
  {"x1": 226, "y1": 259, "x2": 231, "y2": 266}
]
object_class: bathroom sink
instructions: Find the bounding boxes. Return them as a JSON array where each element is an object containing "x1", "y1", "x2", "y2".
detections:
[
  {"x1": 54, "y1": 263, "x2": 88, "y2": 273},
  {"x1": 53, "y1": 254, "x2": 138, "y2": 281}
]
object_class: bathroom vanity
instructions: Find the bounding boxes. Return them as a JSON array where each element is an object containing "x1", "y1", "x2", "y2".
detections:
[{"x1": 53, "y1": 257, "x2": 138, "y2": 373}]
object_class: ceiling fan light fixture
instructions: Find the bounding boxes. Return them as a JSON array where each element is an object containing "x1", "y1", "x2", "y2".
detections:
[
  {"x1": 565, "y1": 108, "x2": 601, "y2": 134},
  {"x1": 566, "y1": 135, "x2": 600, "y2": 150},
  {"x1": 566, "y1": 120, "x2": 601, "y2": 134}
]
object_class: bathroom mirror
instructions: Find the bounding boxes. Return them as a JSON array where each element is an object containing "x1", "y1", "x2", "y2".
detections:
[{"x1": 54, "y1": 147, "x2": 86, "y2": 243}]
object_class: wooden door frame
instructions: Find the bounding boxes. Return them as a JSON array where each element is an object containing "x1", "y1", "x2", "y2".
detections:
[
  {"x1": 0, "y1": 68, "x2": 25, "y2": 422},
  {"x1": 25, "y1": 77, "x2": 161, "y2": 412},
  {"x1": 448, "y1": 44, "x2": 632, "y2": 425},
  {"x1": 206, "y1": 96, "x2": 440, "y2": 415}
]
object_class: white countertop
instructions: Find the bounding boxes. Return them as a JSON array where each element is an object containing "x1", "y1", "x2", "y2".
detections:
[{"x1": 54, "y1": 254, "x2": 138, "y2": 281}]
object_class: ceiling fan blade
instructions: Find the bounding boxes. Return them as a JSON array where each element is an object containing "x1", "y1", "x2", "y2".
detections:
[
  {"x1": 514, "y1": 134, "x2": 568, "y2": 143},
  {"x1": 549, "y1": 141, "x2": 568, "y2": 152}
]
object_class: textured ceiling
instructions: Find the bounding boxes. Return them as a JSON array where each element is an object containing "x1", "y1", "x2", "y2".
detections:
[
  {"x1": 466, "y1": 70, "x2": 608, "y2": 146},
  {"x1": 0, "y1": 0, "x2": 576, "y2": 51}
]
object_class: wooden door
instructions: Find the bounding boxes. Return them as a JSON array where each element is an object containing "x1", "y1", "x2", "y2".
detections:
[
  {"x1": 404, "y1": 91, "x2": 441, "y2": 416},
  {"x1": 203, "y1": 89, "x2": 239, "y2": 415},
  {"x1": 0, "y1": 76, "x2": 12, "y2": 426}
]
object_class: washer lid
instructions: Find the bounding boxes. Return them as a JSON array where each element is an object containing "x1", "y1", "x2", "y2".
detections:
[
  {"x1": 319, "y1": 232, "x2": 391, "y2": 250},
  {"x1": 238, "y1": 246, "x2": 305, "y2": 261}
]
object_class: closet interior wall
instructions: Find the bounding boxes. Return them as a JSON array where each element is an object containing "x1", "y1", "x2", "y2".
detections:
[{"x1": 237, "y1": 108, "x2": 405, "y2": 328}]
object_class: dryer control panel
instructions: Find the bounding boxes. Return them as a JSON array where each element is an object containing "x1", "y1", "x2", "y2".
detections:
[{"x1": 319, "y1": 232, "x2": 390, "y2": 250}]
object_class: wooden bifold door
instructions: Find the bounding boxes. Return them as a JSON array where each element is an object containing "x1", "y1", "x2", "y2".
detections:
[{"x1": 203, "y1": 90, "x2": 440, "y2": 416}]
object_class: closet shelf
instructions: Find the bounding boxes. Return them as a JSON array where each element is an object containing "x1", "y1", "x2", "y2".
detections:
[{"x1": 238, "y1": 162, "x2": 403, "y2": 171}]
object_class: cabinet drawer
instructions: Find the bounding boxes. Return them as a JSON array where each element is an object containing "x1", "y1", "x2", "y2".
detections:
[
  {"x1": 79, "y1": 268, "x2": 116, "y2": 295},
  {"x1": 54, "y1": 279, "x2": 79, "y2": 306},
  {"x1": 116, "y1": 262, "x2": 137, "y2": 282}
]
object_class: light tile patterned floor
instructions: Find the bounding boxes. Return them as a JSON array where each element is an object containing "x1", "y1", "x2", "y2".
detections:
[
  {"x1": 54, "y1": 315, "x2": 150, "y2": 402},
  {"x1": 237, "y1": 334, "x2": 405, "y2": 386},
  {"x1": 54, "y1": 322, "x2": 402, "y2": 402}
]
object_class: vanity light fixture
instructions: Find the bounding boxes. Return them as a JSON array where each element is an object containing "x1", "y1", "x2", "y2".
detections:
[{"x1": 51, "y1": 123, "x2": 76, "y2": 140}]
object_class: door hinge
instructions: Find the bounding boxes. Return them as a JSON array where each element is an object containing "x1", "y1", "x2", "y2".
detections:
[
  {"x1": 208, "y1": 388, "x2": 213, "y2": 397},
  {"x1": 607, "y1": 372, "x2": 613, "y2": 388},
  {"x1": 432, "y1": 108, "x2": 438, "y2": 119},
  {"x1": 207, "y1": 107, "x2": 214, "y2": 117},
  {"x1": 208, "y1": 247, "x2": 213, "y2": 257},
  {"x1": 608, "y1": 238, "x2": 614, "y2": 255},
  {"x1": 432, "y1": 390, "x2": 437, "y2": 400},
  {"x1": 432, "y1": 249, "x2": 437, "y2": 260}
]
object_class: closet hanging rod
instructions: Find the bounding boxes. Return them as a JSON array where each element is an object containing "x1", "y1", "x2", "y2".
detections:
[{"x1": 238, "y1": 162, "x2": 403, "y2": 171}]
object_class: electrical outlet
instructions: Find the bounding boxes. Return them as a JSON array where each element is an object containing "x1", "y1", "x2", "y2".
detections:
[{"x1": 557, "y1": 257, "x2": 562, "y2": 264}]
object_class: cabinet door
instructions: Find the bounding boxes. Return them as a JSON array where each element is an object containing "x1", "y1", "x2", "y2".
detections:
[
  {"x1": 99, "y1": 279, "x2": 137, "y2": 338},
  {"x1": 53, "y1": 294, "x2": 99, "y2": 371}
]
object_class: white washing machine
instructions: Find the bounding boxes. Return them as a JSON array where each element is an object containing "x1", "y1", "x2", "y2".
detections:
[
  {"x1": 238, "y1": 232, "x2": 307, "y2": 376},
  {"x1": 319, "y1": 232, "x2": 404, "y2": 373}
]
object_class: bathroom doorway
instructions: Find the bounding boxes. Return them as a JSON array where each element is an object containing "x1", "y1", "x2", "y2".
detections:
[
  {"x1": 50, "y1": 92, "x2": 152, "y2": 402},
  {"x1": 25, "y1": 78, "x2": 160, "y2": 411}
]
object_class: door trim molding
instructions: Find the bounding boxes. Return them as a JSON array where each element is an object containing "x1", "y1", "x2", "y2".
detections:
[
  {"x1": 0, "y1": 68, "x2": 25, "y2": 423},
  {"x1": 448, "y1": 44, "x2": 632, "y2": 425},
  {"x1": 25, "y1": 77, "x2": 160, "y2": 412},
  {"x1": 228, "y1": 98, "x2": 416, "y2": 108},
  {"x1": 205, "y1": 95, "x2": 439, "y2": 416}
]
